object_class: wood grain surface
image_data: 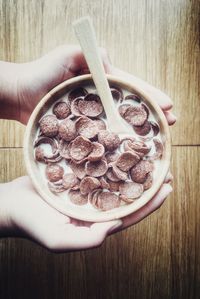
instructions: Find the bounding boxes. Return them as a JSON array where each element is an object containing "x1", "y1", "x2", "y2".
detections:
[
  {"x1": 0, "y1": 147, "x2": 199, "y2": 299},
  {"x1": 0, "y1": 0, "x2": 199, "y2": 299}
]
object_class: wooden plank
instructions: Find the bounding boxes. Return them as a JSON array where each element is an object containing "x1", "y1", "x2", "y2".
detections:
[
  {"x1": 0, "y1": 0, "x2": 199, "y2": 147},
  {"x1": 0, "y1": 146, "x2": 199, "y2": 298},
  {"x1": 0, "y1": 148, "x2": 26, "y2": 181}
]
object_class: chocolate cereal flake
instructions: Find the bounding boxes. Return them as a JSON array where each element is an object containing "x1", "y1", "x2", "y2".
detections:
[
  {"x1": 75, "y1": 116, "x2": 98, "y2": 139},
  {"x1": 44, "y1": 154, "x2": 63, "y2": 163},
  {"x1": 89, "y1": 189, "x2": 102, "y2": 208},
  {"x1": 97, "y1": 191, "x2": 121, "y2": 211},
  {"x1": 105, "y1": 152, "x2": 120, "y2": 163},
  {"x1": 69, "y1": 160, "x2": 86, "y2": 179},
  {"x1": 39, "y1": 115, "x2": 58, "y2": 137},
  {"x1": 154, "y1": 138, "x2": 163, "y2": 158},
  {"x1": 78, "y1": 94, "x2": 103, "y2": 117},
  {"x1": 133, "y1": 120, "x2": 151, "y2": 136},
  {"x1": 107, "y1": 180, "x2": 121, "y2": 192},
  {"x1": 124, "y1": 140, "x2": 151, "y2": 157},
  {"x1": 34, "y1": 137, "x2": 61, "y2": 163},
  {"x1": 93, "y1": 119, "x2": 107, "y2": 131},
  {"x1": 116, "y1": 151, "x2": 140, "y2": 172},
  {"x1": 125, "y1": 94, "x2": 141, "y2": 103},
  {"x1": 110, "y1": 86, "x2": 123, "y2": 101},
  {"x1": 130, "y1": 160, "x2": 154, "y2": 183},
  {"x1": 85, "y1": 160, "x2": 108, "y2": 177},
  {"x1": 119, "y1": 181, "x2": 143, "y2": 199},
  {"x1": 70, "y1": 98, "x2": 82, "y2": 116},
  {"x1": 53, "y1": 102, "x2": 71, "y2": 119},
  {"x1": 62, "y1": 173, "x2": 80, "y2": 190},
  {"x1": 48, "y1": 181, "x2": 65, "y2": 193},
  {"x1": 59, "y1": 119, "x2": 76, "y2": 141},
  {"x1": 118, "y1": 104, "x2": 131, "y2": 117},
  {"x1": 143, "y1": 172, "x2": 153, "y2": 190},
  {"x1": 99, "y1": 176, "x2": 110, "y2": 189},
  {"x1": 106, "y1": 168, "x2": 121, "y2": 182},
  {"x1": 80, "y1": 177, "x2": 101, "y2": 195},
  {"x1": 119, "y1": 195, "x2": 134, "y2": 204},
  {"x1": 146, "y1": 138, "x2": 163, "y2": 160},
  {"x1": 150, "y1": 121, "x2": 160, "y2": 136},
  {"x1": 88, "y1": 142, "x2": 105, "y2": 162},
  {"x1": 69, "y1": 136, "x2": 92, "y2": 161},
  {"x1": 124, "y1": 105, "x2": 147, "y2": 126},
  {"x1": 98, "y1": 130, "x2": 120, "y2": 152},
  {"x1": 68, "y1": 87, "x2": 88, "y2": 102},
  {"x1": 58, "y1": 140, "x2": 71, "y2": 159},
  {"x1": 68, "y1": 190, "x2": 88, "y2": 205},
  {"x1": 46, "y1": 164, "x2": 64, "y2": 182},
  {"x1": 35, "y1": 146, "x2": 45, "y2": 162},
  {"x1": 112, "y1": 164, "x2": 128, "y2": 181},
  {"x1": 141, "y1": 104, "x2": 150, "y2": 118}
]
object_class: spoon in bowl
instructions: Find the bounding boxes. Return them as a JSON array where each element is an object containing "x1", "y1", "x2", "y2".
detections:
[{"x1": 73, "y1": 16, "x2": 130, "y2": 135}]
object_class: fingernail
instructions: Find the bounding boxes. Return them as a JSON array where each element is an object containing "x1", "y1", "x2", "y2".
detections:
[
  {"x1": 164, "y1": 111, "x2": 177, "y2": 126},
  {"x1": 166, "y1": 184, "x2": 173, "y2": 194},
  {"x1": 108, "y1": 220, "x2": 123, "y2": 233},
  {"x1": 164, "y1": 172, "x2": 173, "y2": 183},
  {"x1": 171, "y1": 113, "x2": 177, "y2": 122}
]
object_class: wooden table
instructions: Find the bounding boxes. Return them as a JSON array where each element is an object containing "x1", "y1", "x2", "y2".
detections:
[{"x1": 0, "y1": 0, "x2": 199, "y2": 298}]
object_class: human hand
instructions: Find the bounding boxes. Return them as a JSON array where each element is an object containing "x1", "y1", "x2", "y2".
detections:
[
  {"x1": 8, "y1": 45, "x2": 110, "y2": 124},
  {"x1": 0, "y1": 45, "x2": 111, "y2": 123},
  {"x1": 0, "y1": 176, "x2": 122, "y2": 252}
]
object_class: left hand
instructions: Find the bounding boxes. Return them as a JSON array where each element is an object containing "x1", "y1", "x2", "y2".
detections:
[{"x1": 16, "y1": 45, "x2": 111, "y2": 124}]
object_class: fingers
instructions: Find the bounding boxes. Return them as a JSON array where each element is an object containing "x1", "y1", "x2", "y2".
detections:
[
  {"x1": 164, "y1": 171, "x2": 173, "y2": 183},
  {"x1": 109, "y1": 66, "x2": 177, "y2": 124},
  {"x1": 117, "y1": 183, "x2": 172, "y2": 231},
  {"x1": 46, "y1": 220, "x2": 122, "y2": 252},
  {"x1": 47, "y1": 44, "x2": 112, "y2": 76},
  {"x1": 163, "y1": 110, "x2": 177, "y2": 126},
  {"x1": 77, "y1": 48, "x2": 112, "y2": 75},
  {"x1": 110, "y1": 67, "x2": 173, "y2": 108},
  {"x1": 74, "y1": 46, "x2": 112, "y2": 75}
]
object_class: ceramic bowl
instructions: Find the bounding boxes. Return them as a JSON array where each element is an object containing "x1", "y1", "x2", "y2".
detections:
[{"x1": 23, "y1": 74, "x2": 171, "y2": 222}]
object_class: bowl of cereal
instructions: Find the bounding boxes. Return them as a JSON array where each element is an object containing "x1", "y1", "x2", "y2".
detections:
[{"x1": 23, "y1": 74, "x2": 171, "y2": 222}]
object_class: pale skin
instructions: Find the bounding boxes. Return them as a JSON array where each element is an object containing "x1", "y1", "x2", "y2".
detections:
[{"x1": 0, "y1": 45, "x2": 176, "y2": 252}]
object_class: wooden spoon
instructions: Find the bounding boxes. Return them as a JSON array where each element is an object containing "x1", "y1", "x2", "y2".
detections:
[{"x1": 73, "y1": 16, "x2": 130, "y2": 134}]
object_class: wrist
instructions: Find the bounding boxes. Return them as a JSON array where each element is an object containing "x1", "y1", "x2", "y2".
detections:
[{"x1": 0, "y1": 61, "x2": 21, "y2": 121}]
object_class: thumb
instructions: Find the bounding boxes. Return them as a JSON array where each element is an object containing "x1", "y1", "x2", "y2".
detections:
[
  {"x1": 91, "y1": 219, "x2": 122, "y2": 236},
  {"x1": 72, "y1": 46, "x2": 113, "y2": 75}
]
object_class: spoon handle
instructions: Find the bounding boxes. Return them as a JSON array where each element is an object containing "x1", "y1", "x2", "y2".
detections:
[{"x1": 73, "y1": 17, "x2": 116, "y2": 125}]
